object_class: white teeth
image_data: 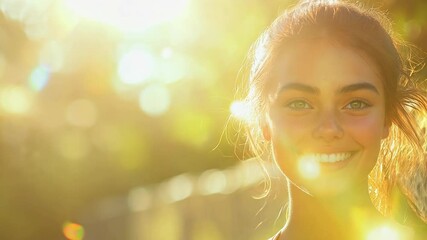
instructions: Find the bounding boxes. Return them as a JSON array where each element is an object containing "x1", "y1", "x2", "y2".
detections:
[{"x1": 307, "y1": 152, "x2": 352, "y2": 163}]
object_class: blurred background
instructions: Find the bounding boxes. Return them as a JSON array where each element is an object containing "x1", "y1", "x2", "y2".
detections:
[{"x1": 0, "y1": 0, "x2": 426, "y2": 239}]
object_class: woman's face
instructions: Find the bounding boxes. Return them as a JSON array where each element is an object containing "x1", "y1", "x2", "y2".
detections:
[{"x1": 264, "y1": 40, "x2": 389, "y2": 197}]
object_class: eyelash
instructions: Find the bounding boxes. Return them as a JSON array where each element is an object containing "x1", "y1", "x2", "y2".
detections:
[
  {"x1": 285, "y1": 99, "x2": 312, "y2": 110},
  {"x1": 283, "y1": 99, "x2": 371, "y2": 111},
  {"x1": 343, "y1": 100, "x2": 372, "y2": 110}
]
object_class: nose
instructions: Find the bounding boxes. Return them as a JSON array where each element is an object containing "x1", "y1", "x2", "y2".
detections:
[{"x1": 312, "y1": 111, "x2": 344, "y2": 141}]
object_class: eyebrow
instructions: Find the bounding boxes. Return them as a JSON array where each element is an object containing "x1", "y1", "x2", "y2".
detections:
[
  {"x1": 339, "y1": 82, "x2": 379, "y2": 94},
  {"x1": 278, "y1": 83, "x2": 319, "y2": 94},
  {"x1": 278, "y1": 82, "x2": 379, "y2": 95}
]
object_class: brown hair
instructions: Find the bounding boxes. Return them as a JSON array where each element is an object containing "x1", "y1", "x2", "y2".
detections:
[{"x1": 238, "y1": 0, "x2": 427, "y2": 221}]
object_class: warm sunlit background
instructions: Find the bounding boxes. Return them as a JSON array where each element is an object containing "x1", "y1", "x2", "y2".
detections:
[{"x1": 0, "y1": 0, "x2": 426, "y2": 239}]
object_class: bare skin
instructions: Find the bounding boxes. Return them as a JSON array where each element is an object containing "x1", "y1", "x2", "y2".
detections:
[
  {"x1": 265, "y1": 40, "x2": 416, "y2": 239},
  {"x1": 279, "y1": 184, "x2": 413, "y2": 240}
]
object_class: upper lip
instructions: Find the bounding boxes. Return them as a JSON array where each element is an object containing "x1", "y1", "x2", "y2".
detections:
[{"x1": 306, "y1": 151, "x2": 355, "y2": 154}]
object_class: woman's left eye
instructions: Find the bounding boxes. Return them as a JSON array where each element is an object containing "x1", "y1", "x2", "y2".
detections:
[{"x1": 344, "y1": 100, "x2": 370, "y2": 110}]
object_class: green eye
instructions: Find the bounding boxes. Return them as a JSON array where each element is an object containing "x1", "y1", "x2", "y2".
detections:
[
  {"x1": 345, "y1": 100, "x2": 369, "y2": 109},
  {"x1": 287, "y1": 100, "x2": 311, "y2": 109}
]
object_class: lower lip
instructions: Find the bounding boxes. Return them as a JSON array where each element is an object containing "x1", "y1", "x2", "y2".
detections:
[{"x1": 318, "y1": 152, "x2": 355, "y2": 172}]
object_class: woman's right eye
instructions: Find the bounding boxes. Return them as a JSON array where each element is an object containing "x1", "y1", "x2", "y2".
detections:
[{"x1": 285, "y1": 100, "x2": 312, "y2": 110}]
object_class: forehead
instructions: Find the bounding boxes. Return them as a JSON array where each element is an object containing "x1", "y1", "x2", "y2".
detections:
[{"x1": 269, "y1": 39, "x2": 384, "y2": 93}]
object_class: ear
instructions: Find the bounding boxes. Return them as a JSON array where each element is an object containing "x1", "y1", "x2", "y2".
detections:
[{"x1": 262, "y1": 124, "x2": 272, "y2": 141}]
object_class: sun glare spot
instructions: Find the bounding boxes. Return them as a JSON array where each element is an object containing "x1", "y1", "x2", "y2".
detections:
[
  {"x1": 64, "y1": 0, "x2": 190, "y2": 33},
  {"x1": 139, "y1": 84, "x2": 170, "y2": 116},
  {"x1": 118, "y1": 46, "x2": 155, "y2": 85},
  {"x1": 366, "y1": 225, "x2": 400, "y2": 240},
  {"x1": 298, "y1": 155, "x2": 320, "y2": 179},
  {"x1": 230, "y1": 100, "x2": 252, "y2": 122}
]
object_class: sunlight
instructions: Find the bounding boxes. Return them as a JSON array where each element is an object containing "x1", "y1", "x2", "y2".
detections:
[
  {"x1": 366, "y1": 225, "x2": 399, "y2": 240},
  {"x1": 230, "y1": 100, "x2": 252, "y2": 123},
  {"x1": 161, "y1": 47, "x2": 174, "y2": 59},
  {"x1": 297, "y1": 155, "x2": 320, "y2": 179},
  {"x1": 64, "y1": 0, "x2": 190, "y2": 33},
  {"x1": 118, "y1": 45, "x2": 156, "y2": 85}
]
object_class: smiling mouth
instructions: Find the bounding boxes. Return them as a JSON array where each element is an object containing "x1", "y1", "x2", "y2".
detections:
[
  {"x1": 301, "y1": 152, "x2": 355, "y2": 164},
  {"x1": 297, "y1": 152, "x2": 356, "y2": 175},
  {"x1": 311, "y1": 152, "x2": 353, "y2": 163}
]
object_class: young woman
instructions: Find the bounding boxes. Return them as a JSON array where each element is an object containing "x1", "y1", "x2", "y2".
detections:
[{"x1": 236, "y1": 0, "x2": 427, "y2": 239}]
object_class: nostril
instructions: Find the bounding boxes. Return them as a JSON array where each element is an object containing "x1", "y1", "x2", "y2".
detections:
[{"x1": 312, "y1": 114, "x2": 344, "y2": 140}]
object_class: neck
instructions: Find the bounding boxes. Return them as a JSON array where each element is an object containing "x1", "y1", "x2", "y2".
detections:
[{"x1": 281, "y1": 182, "x2": 387, "y2": 240}]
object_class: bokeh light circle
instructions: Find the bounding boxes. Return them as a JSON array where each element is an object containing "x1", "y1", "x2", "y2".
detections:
[
  {"x1": 139, "y1": 84, "x2": 170, "y2": 116},
  {"x1": 0, "y1": 86, "x2": 32, "y2": 115},
  {"x1": 118, "y1": 45, "x2": 155, "y2": 85}
]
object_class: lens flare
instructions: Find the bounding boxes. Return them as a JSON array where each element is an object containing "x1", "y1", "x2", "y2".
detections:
[
  {"x1": 29, "y1": 65, "x2": 50, "y2": 92},
  {"x1": 297, "y1": 155, "x2": 320, "y2": 179},
  {"x1": 230, "y1": 100, "x2": 252, "y2": 123},
  {"x1": 366, "y1": 225, "x2": 399, "y2": 240},
  {"x1": 63, "y1": 222, "x2": 84, "y2": 240}
]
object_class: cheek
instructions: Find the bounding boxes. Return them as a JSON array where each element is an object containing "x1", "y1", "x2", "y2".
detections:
[
  {"x1": 343, "y1": 114, "x2": 386, "y2": 144},
  {"x1": 269, "y1": 116, "x2": 312, "y2": 174},
  {"x1": 270, "y1": 115, "x2": 312, "y2": 141},
  {"x1": 343, "y1": 114, "x2": 385, "y2": 172}
]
